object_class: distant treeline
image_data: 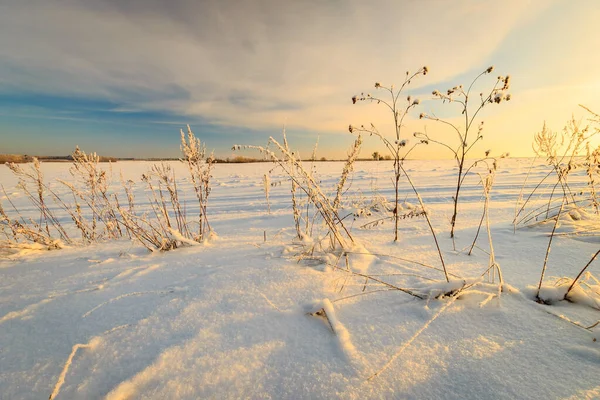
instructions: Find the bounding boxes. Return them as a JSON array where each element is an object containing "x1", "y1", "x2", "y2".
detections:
[
  {"x1": 0, "y1": 154, "x2": 117, "y2": 164},
  {"x1": 0, "y1": 154, "x2": 33, "y2": 164},
  {"x1": 0, "y1": 154, "x2": 394, "y2": 165}
]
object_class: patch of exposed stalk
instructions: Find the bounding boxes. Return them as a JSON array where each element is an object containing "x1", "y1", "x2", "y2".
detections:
[{"x1": 536, "y1": 190, "x2": 566, "y2": 301}]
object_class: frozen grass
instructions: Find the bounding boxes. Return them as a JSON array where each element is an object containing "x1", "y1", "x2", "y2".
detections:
[
  {"x1": 1, "y1": 127, "x2": 213, "y2": 253},
  {"x1": 234, "y1": 131, "x2": 356, "y2": 256}
]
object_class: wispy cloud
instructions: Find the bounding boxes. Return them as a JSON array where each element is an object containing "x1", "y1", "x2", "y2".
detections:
[
  {"x1": 0, "y1": 1, "x2": 546, "y2": 125},
  {"x1": 1, "y1": 0, "x2": 599, "y2": 158}
]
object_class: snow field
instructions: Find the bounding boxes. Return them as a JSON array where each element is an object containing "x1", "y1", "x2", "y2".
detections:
[{"x1": 1, "y1": 159, "x2": 599, "y2": 399}]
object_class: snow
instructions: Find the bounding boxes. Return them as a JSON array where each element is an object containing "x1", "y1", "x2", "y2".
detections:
[{"x1": 1, "y1": 158, "x2": 599, "y2": 399}]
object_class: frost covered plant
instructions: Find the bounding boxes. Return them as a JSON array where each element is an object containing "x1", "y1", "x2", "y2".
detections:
[
  {"x1": 417, "y1": 66, "x2": 511, "y2": 246},
  {"x1": 234, "y1": 131, "x2": 355, "y2": 255},
  {"x1": 152, "y1": 163, "x2": 189, "y2": 235},
  {"x1": 532, "y1": 118, "x2": 588, "y2": 211},
  {"x1": 582, "y1": 106, "x2": 600, "y2": 215},
  {"x1": 291, "y1": 177, "x2": 302, "y2": 239},
  {"x1": 515, "y1": 110, "x2": 600, "y2": 302},
  {"x1": 514, "y1": 111, "x2": 599, "y2": 228},
  {"x1": 585, "y1": 142, "x2": 600, "y2": 214},
  {"x1": 0, "y1": 189, "x2": 65, "y2": 251},
  {"x1": 333, "y1": 133, "x2": 362, "y2": 211},
  {"x1": 470, "y1": 167, "x2": 504, "y2": 291},
  {"x1": 1, "y1": 126, "x2": 214, "y2": 253},
  {"x1": 351, "y1": 66, "x2": 429, "y2": 242},
  {"x1": 4, "y1": 159, "x2": 70, "y2": 248},
  {"x1": 127, "y1": 126, "x2": 214, "y2": 251},
  {"x1": 113, "y1": 178, "x2": 181, "y2": 253},
  {"x1": 114, "y1": 126, "x2": 214, "y2": 252},
  {"x1": 263, "y1": 174, "x2": 271, "y2": 214},
  {"x1": 181, "y1": 125, "x2": 214, "y2": 242},
  {"x1": 60, "y1": 147, "x2": 122, "y2": 242},
  {"x1": 129, "y1": 163, "x2": 190, "y2": 251}
]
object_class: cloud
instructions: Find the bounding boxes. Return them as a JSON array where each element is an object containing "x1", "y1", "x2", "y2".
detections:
[{"x1": 0, "y1": 0, "x2": 549, "y2": 138}]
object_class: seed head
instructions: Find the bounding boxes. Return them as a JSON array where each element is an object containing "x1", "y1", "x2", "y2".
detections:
[{"x1": 503, "y1": 75, "x2": 511, "y2": 90}]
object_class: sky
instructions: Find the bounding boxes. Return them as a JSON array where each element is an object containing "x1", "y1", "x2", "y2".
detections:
[{"x1": 0, "y1": 0, "x2": 599, "y2": 160}]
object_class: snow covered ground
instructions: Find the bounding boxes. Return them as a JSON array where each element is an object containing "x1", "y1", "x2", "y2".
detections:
[{"x1": 1, "y1": 159, "x2": 599, "y2": 399}]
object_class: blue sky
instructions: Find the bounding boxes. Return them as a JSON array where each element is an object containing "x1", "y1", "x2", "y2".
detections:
[{"x1": 0, "y1": 0, "x2": 599, "y2": 159}]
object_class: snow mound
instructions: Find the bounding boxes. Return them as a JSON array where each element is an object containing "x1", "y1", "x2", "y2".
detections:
[{"x1": 524, "y1": 274, "x2": 600, "y2": 310}]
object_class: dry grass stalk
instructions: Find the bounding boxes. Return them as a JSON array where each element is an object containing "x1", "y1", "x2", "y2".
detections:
[
  {"x1": 333, "y1": 133, "x2": 362, "y2": 211},
  {"x1": 113, "y1": 199, "x2": 165, "y2": 252},
  {"x1": 416, "y1": 66, "x2": 511, "y2": 248},
  {"x1": 327, "y1": 260, "x2": 425, "y2": 299},
  {"x1": 481, "y1": 169, "x2": 504, "y2": 290},
  {"x1": 359, "y1": 208, "x2": 425, "y2": 229},
  {"x1": 564, "y1": 249, "x2": 600, "y2": 300},
  {"x1": 399, "y1": 164, "x2": 450, "y2": 282},
  {"x1": 307, "y1": 308, "x2": 336, "y2": 333},
  {"x1": 291, "y1": 178, "x2": 302, "y2": 239},
  {"x1": 263, "y1": 173, "x2": 271, "y2": 214},
  {"x1": 536, "y1": 194, "x2": 566, "y2": 301},
  {"x1": 366, "y1": 289, "x2": 461, "y2": 381},
  {"x1": 351, "y1": 66, "x2": 428, "y2": 241},
  {"x1": 137, "y1": 168, "x2": 182, "y2": 251},
  {"x1": 468, "y1": 159, "x2": 504, "y2": 259},
  {"x1": 585, "y1": 142, "x2": 600, "y2": 214}
]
